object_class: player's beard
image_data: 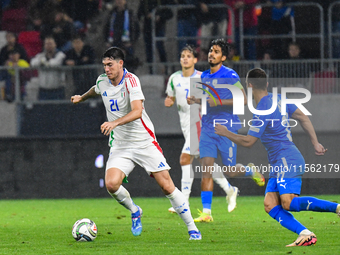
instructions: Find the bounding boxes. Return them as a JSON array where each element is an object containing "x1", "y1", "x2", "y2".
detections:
[{"x1": 209, "y1": 61, "x2": 219, "y2": 67}]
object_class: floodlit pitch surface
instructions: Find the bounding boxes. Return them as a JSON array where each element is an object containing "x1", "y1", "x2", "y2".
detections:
[{"x1": 0, "y1": 196, "x2": 339, "y2": 254}]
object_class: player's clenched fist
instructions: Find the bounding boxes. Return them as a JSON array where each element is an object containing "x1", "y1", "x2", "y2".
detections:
[
  {"x1": 164, "y1": 96, "x2": 174, "y2": 107},
  {"x1": 71, "y1": 95, "x2": 83, "y2": 104}
]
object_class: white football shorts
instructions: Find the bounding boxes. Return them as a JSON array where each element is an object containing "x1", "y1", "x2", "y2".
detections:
[
  {"x1": 181, "y1": 120, "x2": 200, "y2": 157},
  {"x1": 105, "y1": 141, "x2": 171, "y2": 176}
]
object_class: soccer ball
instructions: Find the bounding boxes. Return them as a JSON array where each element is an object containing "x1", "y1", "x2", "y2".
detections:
[{"x1": 72, "y1": 218, "x2": 97, "y2": 241}]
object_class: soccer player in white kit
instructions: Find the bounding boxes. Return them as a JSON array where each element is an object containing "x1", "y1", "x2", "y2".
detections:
[
  {"x1": 71, "y1": 47, "x2": 201, "y2": 240},
  {"x1": 164, "y1": 45, "x2": 239, "y2": 214}
]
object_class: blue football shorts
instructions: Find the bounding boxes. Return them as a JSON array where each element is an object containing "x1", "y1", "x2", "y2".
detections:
[
  {"x1": 199, "y1": 130, "x2": 237, "y2": 166},
  {"x1": 265, "y1": 154, "x2": 305, "y2": 195}
]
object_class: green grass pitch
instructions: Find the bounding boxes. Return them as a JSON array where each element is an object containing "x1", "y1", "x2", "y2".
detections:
[{"x1": 0, "y1": 195, "x2": 339, "y2": 255}]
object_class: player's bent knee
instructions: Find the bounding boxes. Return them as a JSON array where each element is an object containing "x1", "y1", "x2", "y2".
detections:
[
  {"x1": 281, "y1": 200, "x2": 291, "y2": 211},
  {"x1": 264, "y1": 197, "x2": 276, "y2": 213},
  {"x1": 105, "y1": 178, "x2": 122, "y2": 193}
]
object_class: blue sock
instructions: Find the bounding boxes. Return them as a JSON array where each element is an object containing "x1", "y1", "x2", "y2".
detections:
[
  {"x1": 201, "y1": 191, "x2": 213, "y2": 210},
  {"x1": 244, "y1": 166, "x2": 253, "y2": 177},
  {"x1": 290, "y1": 197, "x2": 338, "y2": 212},
  {"x1": 269, "y1": 205, "x2": 306, "y2": 235}
]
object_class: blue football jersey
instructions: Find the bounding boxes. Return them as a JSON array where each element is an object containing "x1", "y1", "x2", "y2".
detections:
[
  {"x1": 247, "y1": 93, "x2": 300, "y2": 165},
  {"x1": 201, "y1": 65, "x2": 244, "y2": 132}
]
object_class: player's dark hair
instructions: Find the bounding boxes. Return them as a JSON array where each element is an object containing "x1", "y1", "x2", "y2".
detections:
[
  {"x1": 246, "y1": 68, "x2": 268, "y2": 90},
  {"x1": 180, "y1": 44, "x2": 198, "y2": 58},
  {"x1": 210, "y1": 38, "x2": 230, "y2": 57},
  {"x1": 102, "y1": 47, "x2": 125, "y2": 62}
]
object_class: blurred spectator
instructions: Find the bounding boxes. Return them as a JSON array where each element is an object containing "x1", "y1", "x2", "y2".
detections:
[
  {"x1": 2, "y1": 49, "x2": 30, "y2": 102},
  {"x1": 30, "y1": 36, "x2": 66, "y2": 100},
  {"x1": 225, "y1": 0, "x2": 258, "y2": 60},
  {"x1": 28, "y1": 0, "x2": 59, "y2": 26},
  {"x1": 1, "y1": 0, "x2": 29, "y2": 33},
  {"x1": 226, "y1": 43, "x2": 240, "y2": 61},
  {"x1": 0, "y1": 32, "x2": 28, "y2": 65},
  {"x1": 269, "y1": 0, "x2": 295, "y2": 59},
  {"x1": 64, "y1": 35, "x2": 97, "y2": 95},
  {"x1": 225, "y1": 43, "x2": 241, "y2": 72},
  {"x1": 288, "y1": 42, "x2": 301, "y2": 59},
  {"x1": 104, "y1": 0, "x2": 140, "y2": 72},
  {"x1": 138, "y1": 0, "x2": 174, "y2": 72},
  {"x1": 173, "y1": 0, "x2": 198, "y2": 54},
  {"x1": 197, "y1": 0, "x2": 228, "y2": 51},
  {"x1": 59, "y1": 0, "x2": 100, "y2": 33},
  {"x1": 40, "y1": 9, "x2": 75, "y2": 52}
]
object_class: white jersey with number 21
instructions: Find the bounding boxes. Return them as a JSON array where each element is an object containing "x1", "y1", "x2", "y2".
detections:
[{"x1": 95, "y1": 69, "x2": 158, "y2": 149}]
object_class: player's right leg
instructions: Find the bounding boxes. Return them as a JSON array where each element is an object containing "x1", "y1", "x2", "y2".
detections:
[
  {"x1": 105, "y1": 167, "x2": 142, "y2": 236},
  {"x1": 105, "y1": 148, "x2": 142, "y2": 236},
  {"x1": 194, "y1": 131, "x2": 217, "y2": 222},
  {"x1": 194, "y1": 156, "x2": 214, "y2": 222}
]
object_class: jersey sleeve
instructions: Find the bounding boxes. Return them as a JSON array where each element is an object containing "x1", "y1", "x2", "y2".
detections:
[
  {"x1": 126, "y1": 75, "x2": 145, "y2": 102},
  {"x1": 247, "y1": 113, "x2": 270, "y2": 138},
  {"x1": 165, "y1": 73, "x2": 176, "y2": 97},
  {"x1": 94, "y1": 76, "x2": 103, "y2": 94},
  {"x1": 220, "y1": 69, "x2": 244, "y2": 90},
  {"x1": 287, "y1": 103, "x2": 298, "y2": 118},
  {"x1": 230, "y1": 70, "x2": 244, "y2": 89}
]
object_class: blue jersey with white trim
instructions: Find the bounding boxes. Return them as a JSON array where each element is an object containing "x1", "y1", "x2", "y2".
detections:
[
  {"x1": 201, "y1": 65, "x2": 243, "y2": 132},
  {"x1": 247, "y1": 93, "x2": 299, "y2": 164}
]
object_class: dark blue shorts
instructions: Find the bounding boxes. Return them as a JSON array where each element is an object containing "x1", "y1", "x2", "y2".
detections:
[{"x1": 199, "y1": 130, "x2": 237, "y2": 166}]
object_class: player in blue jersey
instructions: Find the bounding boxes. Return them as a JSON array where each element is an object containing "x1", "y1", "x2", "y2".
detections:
[
  {"x1": 188, "y1": 39, "x2": 265, "y2": 222},
  {"x1": 165, "y1": 45, "x2": 239, "y2": 214},
  {"x1": 215, "y1": 68, "x2": 340, "y2": 246}
]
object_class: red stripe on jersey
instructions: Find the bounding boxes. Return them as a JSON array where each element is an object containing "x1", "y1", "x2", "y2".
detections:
[
  {"x1": 140, "y1": 117, "x2": 163, "y2": 154},
  {"x1": 196, "y1": 121, "x2": 201, "y2": 142},
  {"x1": 125, "y1": 83, "x2": 129, "y2": 94},
  {"x1": 126, "y1": 73, "x2": 138, "y2": 88}
]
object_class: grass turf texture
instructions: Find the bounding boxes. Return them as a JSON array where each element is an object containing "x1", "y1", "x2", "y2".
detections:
[{"x1": 0, "y1": 195, "x2": 339, "y2": 255}]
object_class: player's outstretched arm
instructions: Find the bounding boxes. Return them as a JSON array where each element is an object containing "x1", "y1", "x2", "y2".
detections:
[
  {"x1": 164, "y1": 96, "x2": 175, "y2": 107},
  {"x1": 71, "y1": 86, "x2": 97, "y2": 104},
  {"x1": 214, "y1": 124, "x2": 258, "y2": 148},
  {"x1": 291, "y1": 108, "x2": 327, "y2": 155}
]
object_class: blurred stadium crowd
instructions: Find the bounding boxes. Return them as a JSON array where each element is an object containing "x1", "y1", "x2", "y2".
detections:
[{"x1": 0, "y1": 0, "x2": 339, "y2": 101}]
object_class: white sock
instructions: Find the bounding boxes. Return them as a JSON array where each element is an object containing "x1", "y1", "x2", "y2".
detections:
[
  {"x1": 166, "y1": 187, "x2": 198, "y2": 232},
  {"x1": 299, "y1": 229, "x2": 312, "y2": 236},
  {"x1": 336, "y1": 204, "x2": 340, "y2": 213},
  {"x1": 109, "y1": 185, "x2": 138, "y2": 213},
  {"x1": 202, "y1": 208, "x2": 211, "y2": 215},
  {"x1": 181, "y1": 164, "x2": 194, "y2": 201},
  {"x1": 212, "y1": 163, "x2": 234, "y2": 197}
]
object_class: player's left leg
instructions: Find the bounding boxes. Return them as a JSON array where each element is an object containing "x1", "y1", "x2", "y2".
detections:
[
  {"x1": 212, "y1": 166, "x2": 239, "y2": 212},
  {"x1": 153, "y1": 170, "x2": 201, "y2": 240},
  {"x1": 168, "y1": 153, "x2": 194, "y2": 213},
  {"x1": 287, "y1": 195, "x2": 339, "y2": 214},
  {"x1": 264, "y1": 188, "x2": 316, "y2": 246}
]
